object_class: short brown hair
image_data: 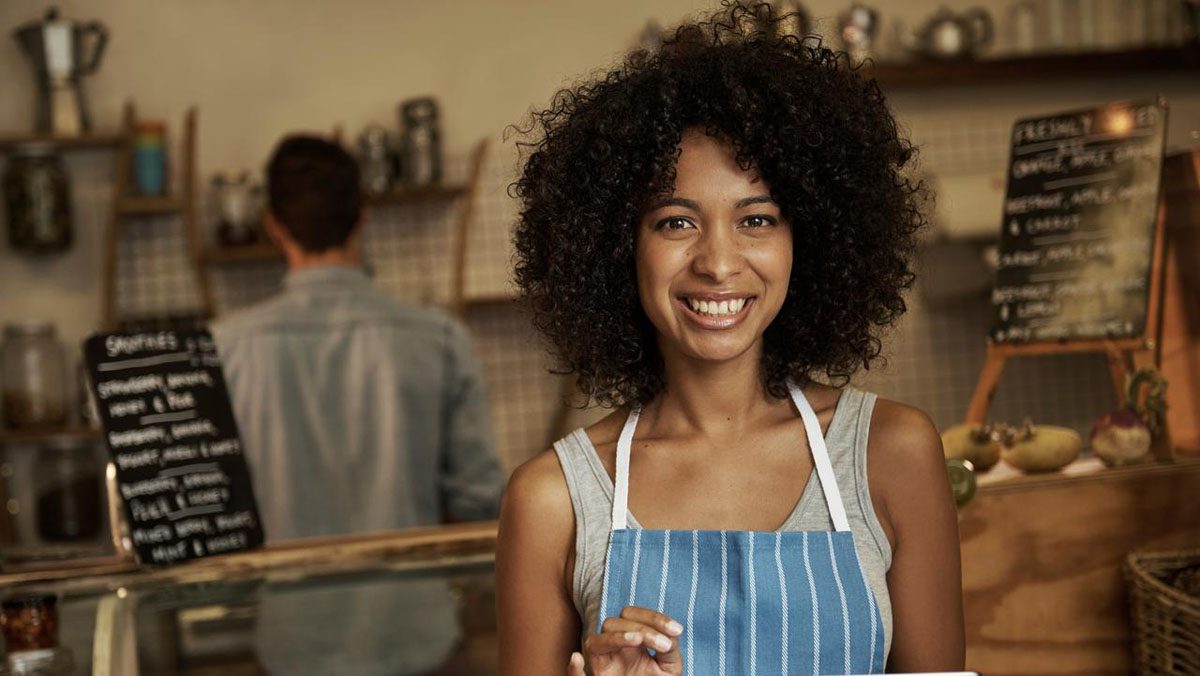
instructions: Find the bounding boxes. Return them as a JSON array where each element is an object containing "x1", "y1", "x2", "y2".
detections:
[{"x1": 266, "y1": 135, "x2": 361, "y2": 252}]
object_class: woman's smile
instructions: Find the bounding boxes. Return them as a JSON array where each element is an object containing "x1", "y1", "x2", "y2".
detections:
[{"x1": 675, "y1": 294, "x2": 756, "y2": 330}]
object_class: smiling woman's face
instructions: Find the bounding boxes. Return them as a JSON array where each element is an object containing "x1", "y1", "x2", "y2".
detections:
[{"x1": 636, "y1": 129, "x2": 794, "y2": 366}]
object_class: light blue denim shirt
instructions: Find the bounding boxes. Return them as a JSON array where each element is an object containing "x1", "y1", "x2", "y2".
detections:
[
  {"x1": 210, "y1": 265, "x2": 503, "y2": 541},
  {"x1": 210, "y1": 265, "x2": 502, "y2": 674}
]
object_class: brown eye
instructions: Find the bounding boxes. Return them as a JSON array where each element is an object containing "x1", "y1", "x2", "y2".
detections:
[
  {"x1": 655, "y1": 216, "x2": 695, "y2": 231},
  {"x1": 741, "y1": 215, "x2": 776, "y2": 228}
]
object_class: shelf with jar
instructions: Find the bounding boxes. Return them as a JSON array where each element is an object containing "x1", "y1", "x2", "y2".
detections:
[
  {"x1": 0, "y1": 132, "x2": 126, "y2": 152},
  {"x1": 0, "y1": 134, "x2": 130, "y2": 255},
  {"x1": 99, "y1": 103, "x2": 213, "y2": 329},
  {"x1": 817, "y1": 0, "x2": 1200, "y2": 87},
  {"x1": 202, "y1": 183, "x2": 472, "y2": 266},
  {"x1": 0, "y1": 320, "x2": 111, "y2": 570},
  {"x1": 865, "y1": 43, "x2": 1200, "y2": 88}
]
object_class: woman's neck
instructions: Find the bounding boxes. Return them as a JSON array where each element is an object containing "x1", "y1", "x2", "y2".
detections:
[{"x1": 648, "y1": 343, "x2": 785, "y2": 441}]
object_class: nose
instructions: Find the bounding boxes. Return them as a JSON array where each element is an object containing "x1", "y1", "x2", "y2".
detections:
[{"x1": 690, "y1": 225, "x2": 742, "y2": 283}]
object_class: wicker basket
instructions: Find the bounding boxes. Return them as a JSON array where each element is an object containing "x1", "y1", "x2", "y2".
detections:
[{"x1": 1126, "y1": 549, "x2": 1200, "y2": 675}]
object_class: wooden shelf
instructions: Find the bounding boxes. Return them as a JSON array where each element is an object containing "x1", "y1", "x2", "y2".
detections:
[
  {"x1": 204, "y1": 242, "x2": 281, "y2": 265},
  {"x1": 204, "y1": 185, "x2": 470, "y2": 266},
  {"x1": 0, "y1": 131, "x2": 127, "y2": 152},
  {"x1": 0, "y1": 427, "x2": 101, "y2": 447},
  {"x1": 364, "y1": 184, "x2": 467, "y2": 207},
  {"x1": 116, "y1": 196, "x2": 186, "y2": 216},
  {"x1": 463, "y1": 292, "x2": 520, "y2": 307},
  {"x1": 865, "y1": 44, "x2": 1200, "y2": 88},
  {"x1": 974, "y1": 455, "x2": 1200, "y2": 493}
]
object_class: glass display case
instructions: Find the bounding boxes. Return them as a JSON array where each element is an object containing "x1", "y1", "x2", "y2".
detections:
[{"x1": 0, "y1": 523, "x2": 498, "y2": 675}]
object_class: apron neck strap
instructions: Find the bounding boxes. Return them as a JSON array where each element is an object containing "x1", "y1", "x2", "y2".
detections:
[
  {"x1": 788, "y1": 383, "x2": 852, "y2": 532},
  {"x1": 611, "y1": 405, "x2": 641, "y2": 531},
  {"x1": 610, "y1": 386, "x2": 851, "y2": 533}
]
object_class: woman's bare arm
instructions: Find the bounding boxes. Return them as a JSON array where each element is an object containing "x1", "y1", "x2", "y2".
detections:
[
  {"x1": 871, "y1": 401, "x2": 966, "y2": 672},
  {"x1": 496, "y1": 450, "x2": 582, "y2": 676}
]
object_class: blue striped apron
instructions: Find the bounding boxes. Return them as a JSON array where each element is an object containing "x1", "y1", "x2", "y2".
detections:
[{"x1": 597, "y1": 384, "x2": 886, "y2": 675}]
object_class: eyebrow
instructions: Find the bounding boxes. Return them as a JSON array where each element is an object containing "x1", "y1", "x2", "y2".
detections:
[
  {"x1": 734, "y1": 195, "x2": 775, "y2": 208},
  {"x1": 647, "y1": 194, "x2": 776, "y2": 210},
  {"x1": 648, "y1": 196, "x2": 701, "y2": 211}
]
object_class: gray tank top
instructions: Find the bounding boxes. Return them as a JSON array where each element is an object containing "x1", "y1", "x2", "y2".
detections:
[{"x1": 552, "y1": 387, "x2": 894, "y2": 659}]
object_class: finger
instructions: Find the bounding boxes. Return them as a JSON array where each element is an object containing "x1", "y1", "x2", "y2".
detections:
[
  {"x1": 618, "y1": 606, "x2": 684, "y2": 638},
  {"x1": 598, "y1": 617, "x2": 675, "y2": 653},
  {"x1": 567, "y1": 652, "x2": 585, "y2": 676},
  {"x1": 585, "y1": 629, "x2": 664, "y2": 657}
]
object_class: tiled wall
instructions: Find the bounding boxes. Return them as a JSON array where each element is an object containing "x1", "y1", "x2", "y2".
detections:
[{"x1": 110, "y1": 118, "x2": 1121, "y2": 471}]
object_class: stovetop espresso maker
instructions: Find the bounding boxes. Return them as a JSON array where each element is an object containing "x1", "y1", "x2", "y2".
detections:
[{"x1": 13, "y1": 7, "x2": 109, "y2": 136}]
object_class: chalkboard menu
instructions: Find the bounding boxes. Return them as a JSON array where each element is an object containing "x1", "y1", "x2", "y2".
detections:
[
  {"x1": 991, "y1": 99, "x2": 1168, "y2": 343},
  {"x1": 84, "y1": 330, "x2": 264, "y2": 565}
]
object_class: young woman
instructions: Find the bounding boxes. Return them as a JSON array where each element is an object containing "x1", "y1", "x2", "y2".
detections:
[{"x1": 497, "y1": 3, "x2": 964, "y2": 674}]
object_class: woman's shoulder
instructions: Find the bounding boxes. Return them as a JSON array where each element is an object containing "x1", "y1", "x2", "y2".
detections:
[
  {"x1": 505, "y1": 449, "x2": 572, "y2": 517},
  {"x1": 863, "y1": 395, "x2": 948, "y2": 516},
  {"x1": 867, "y1": 395, "x2": 941, "y2": 449}
]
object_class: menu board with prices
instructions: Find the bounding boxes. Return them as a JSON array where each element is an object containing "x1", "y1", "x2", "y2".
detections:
[
  {"x1": 84, "y1": 330, "x2": 264, "y2": 565},
  {"x1": 991, "y1": 99, "x2": 1168, "y2": 343}
]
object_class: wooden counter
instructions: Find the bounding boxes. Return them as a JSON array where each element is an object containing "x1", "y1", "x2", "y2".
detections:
[
  {"x1": 4, "y1": 459, "x2": 1197, "y2": 674},
  {"x1": 962, "y1": 457, "x2": 1200, "y2": 675},
  {"x1": 0, "y1": 520, "x2": 497, "y2": 596}
]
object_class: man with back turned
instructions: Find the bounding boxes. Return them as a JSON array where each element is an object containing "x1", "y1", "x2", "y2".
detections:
[{"x1": 212, "y1": 135, "x2": 502, "y2": 675}]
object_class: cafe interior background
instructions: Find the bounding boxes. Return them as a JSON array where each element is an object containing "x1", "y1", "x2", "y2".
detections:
[{"x1": 0, "y1": 0, "x2": 1198, "y2": 674}]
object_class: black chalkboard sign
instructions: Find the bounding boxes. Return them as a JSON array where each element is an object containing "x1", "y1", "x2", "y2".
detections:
[
  {"x1": 83, "y1": 330, "x2": 264, "y2": 565},
  {"x1": 991, "y1": 99, "x2": 1168, "y2": 343}
]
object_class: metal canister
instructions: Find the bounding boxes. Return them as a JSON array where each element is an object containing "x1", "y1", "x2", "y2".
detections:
[
  {"x1": 357, "y1": 124, "x2": 396, "y2": 196},
  {"x1": 3, "y1": 144, "x2": 73, "y2": 254},
  {"x1": 398, "y1": 98, "x2": 442, "y2": 187}
]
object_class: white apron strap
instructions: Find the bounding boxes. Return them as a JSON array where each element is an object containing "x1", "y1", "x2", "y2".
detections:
[
  {"x1": 611, "y1": 406, "x2": 641, "y2": 531},
  {"x1": 788, "y1": 384, "x2": 852, "y2": 532}
]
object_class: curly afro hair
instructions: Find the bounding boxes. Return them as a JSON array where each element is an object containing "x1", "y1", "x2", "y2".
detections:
[{"x1": 513, "y1": 1, "x2": 926, "y2": 408}]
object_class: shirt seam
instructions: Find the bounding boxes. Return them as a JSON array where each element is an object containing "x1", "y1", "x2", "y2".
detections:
[
  {"x1": 854, "y1": 391, "x2": 893, "y2": 569},
  {"x1": 553, "y1": 435, "x2": 591, "y2": 620}
]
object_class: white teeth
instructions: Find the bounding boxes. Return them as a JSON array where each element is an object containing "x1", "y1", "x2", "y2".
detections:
[{"x1": 685, "y1": 297, "x2": 749, "y2": 317}]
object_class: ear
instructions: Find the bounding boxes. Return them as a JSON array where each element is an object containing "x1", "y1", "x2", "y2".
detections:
[{"x1": 263, "y1": 211, "x2": 287, "y2": 247}]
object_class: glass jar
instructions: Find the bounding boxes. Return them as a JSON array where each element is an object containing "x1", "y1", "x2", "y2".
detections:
[
  {"x1": 211, "y1": 171, "x2": 263, "y2": 246},
  {"x1": 0, "y1": 596, "x2": 57, "y2": 652},
  {"x1": 3, "y1": 144, "x2": 73, "y2": 254},
  {"x1": 34, "y1": 438, "x2": 102, "y2": 542},
  {"x1": 0, "y1": 595, "x2": 74, "y2": 675},
  {"x1": 1, "y1": 322, "x2": 68, "y2": 430}
]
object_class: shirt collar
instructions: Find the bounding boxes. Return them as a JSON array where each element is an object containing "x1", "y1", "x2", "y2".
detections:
[{"x1": 283, "y1": 265, "x2": 371, "y2": 291}]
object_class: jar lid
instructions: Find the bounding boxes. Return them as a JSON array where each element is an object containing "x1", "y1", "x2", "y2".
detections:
[
  {"x1": 0, "y1": 594, "x2": 56, "y2": 611},
  {"x1": 211, "y1": 170, "x2": 251, "y2": 185},
  {"x1": 39, "y1": 436, "x2": 96, "y2": 453},
  {"x1": 136, "y1": 121, "x2": 165, "y2": 134},
  {"x1": 10, "y1": 143, "x2": 56, "y2": 158},
  {"x1": 6, "y1": 647, "x2": 74, "y2": 676},
  {"x1": 2, "y1": 321, "x2": 56, "y2": 338}
]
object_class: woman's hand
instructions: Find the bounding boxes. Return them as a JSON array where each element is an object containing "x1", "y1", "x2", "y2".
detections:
[{"x1": 567, "y1": 607, "x2": 684, "y2": 676}]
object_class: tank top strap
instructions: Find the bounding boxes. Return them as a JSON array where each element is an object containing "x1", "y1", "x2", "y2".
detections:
[
  {"x1": 787, "y1": 383, "x2": 852, "y2": 532},
  {"x1": 610, "y1": 406, "x2": 641, "y2": 530}
]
